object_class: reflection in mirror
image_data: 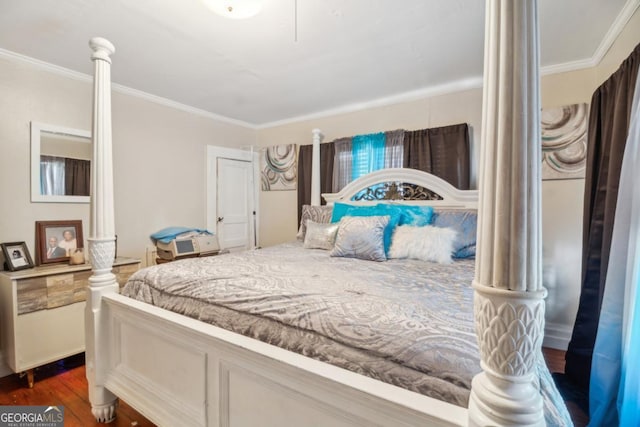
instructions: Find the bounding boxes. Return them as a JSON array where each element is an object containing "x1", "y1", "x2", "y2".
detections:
[{"x1": 30, "y1": 122, "x2": 91, "y2": 203}]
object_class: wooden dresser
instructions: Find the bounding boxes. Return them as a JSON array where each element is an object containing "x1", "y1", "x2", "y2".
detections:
[{"x1": 0, "y1": 257, "x2": 140, "y2": 386}]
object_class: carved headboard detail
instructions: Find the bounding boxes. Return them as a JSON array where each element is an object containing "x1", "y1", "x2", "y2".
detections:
[
  {"x1": 352, "y1": 182, "x2": 444, "y2": 201},
  {"x1": 323, "y1": 168, "x2": 477, "y2": 209}
]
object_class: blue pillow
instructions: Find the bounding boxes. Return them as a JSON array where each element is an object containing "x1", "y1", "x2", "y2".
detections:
[
  {"x1": 376, "y1": 204, "x2": 434, "y2": 226},
  {"x1": 331, "y1": 202, "x2": 356, "y2": 223},
  {"x1": 432, "y1": 209, "x2": 477, "y2": 259},
  {"x1": 331, "y1": 203, "x2": 401, "y2": 254}
]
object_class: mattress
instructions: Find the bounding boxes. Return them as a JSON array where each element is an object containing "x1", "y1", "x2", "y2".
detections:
[{"x1": 122, "y1": 242, "x2": 572, "y2": 426}]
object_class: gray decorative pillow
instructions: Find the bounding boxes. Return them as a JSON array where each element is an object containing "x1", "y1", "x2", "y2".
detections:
[
  {"x1": 297, "y1": 205, "x2": 333, "y2": 241},
  {"x1": 432, "y1": 209, "x2": 477, "y2": 258},
  {"x1": 330, "y1": 215, "x2": 389, "y2": 262},
  {"x1": 304, "y1": 221, "x2": 340, "y2": 250}
]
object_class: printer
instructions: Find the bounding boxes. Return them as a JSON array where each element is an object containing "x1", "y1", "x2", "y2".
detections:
[{"x1": 152, "y1": 228, "x2": 220, "y2": 261}]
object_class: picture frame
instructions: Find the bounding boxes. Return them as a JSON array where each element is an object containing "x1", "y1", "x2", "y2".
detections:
[
  {"x1": 35, "y1": 220, "x2": 84, "y2": 265},
  {"x1": 1, "y1": 242, "x2": 35, "y2": 271}
]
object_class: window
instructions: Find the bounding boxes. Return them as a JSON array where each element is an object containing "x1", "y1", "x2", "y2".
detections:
[{"x1": 333, "y1": 131, "x2": 404, "y2": 192}]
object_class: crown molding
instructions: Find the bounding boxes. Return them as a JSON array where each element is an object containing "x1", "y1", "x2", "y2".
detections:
[
  {"x1": 540, "y1": 58, "x2": 596, "y2": 76},
  {"x1": 2, "y1": 0, "x2": 638, "y2": 130},
  {"x1": 0, "y1": 47, "x2": 91, "y2": 82},
  {"x1": 591, "y1": 0, "x2": 640, "y2": 66},
  {"x1": 255, "y1": 77, "x2": 485, "y2": 129},
  {"x1": 539, "y1": 0, "x2": 640, "y2": 76},
  {"x1": 0, "y1": 47, "x2": 256, "y2": 130},
  {"x1": 108, "y1": 83, "x2": 257, "y2": 129}
]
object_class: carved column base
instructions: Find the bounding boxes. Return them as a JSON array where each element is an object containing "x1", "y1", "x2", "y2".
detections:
[
  {"x1": 86, "y1": 236, "x2": 118, "y2": 423},
  {"x1": 469, "y1": 282, "x2": 546, "y2": 426},
  {"x1": 469, "y1": 367, "x2": 543, "y2": 426},
  {"x1": 91, "y1": 400, "x2": 118, "y2": 423}
]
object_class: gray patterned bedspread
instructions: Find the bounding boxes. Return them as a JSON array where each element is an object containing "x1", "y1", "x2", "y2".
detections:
[{"x1": 122, "y1": 242, "x2": 571, "y2": 426}]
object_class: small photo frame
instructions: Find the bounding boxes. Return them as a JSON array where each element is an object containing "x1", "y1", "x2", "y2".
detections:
[
  {"x1": 1, "y1": 242, "x2": 35, "y2": 271},
  {"x1": 35, "y1": 220, "x2": 84, "y2": 265}
]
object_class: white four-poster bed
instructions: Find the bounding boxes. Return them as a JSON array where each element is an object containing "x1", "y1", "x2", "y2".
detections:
[{"x1": 85, "y1": 1, "x2": 561, "y2": 426}]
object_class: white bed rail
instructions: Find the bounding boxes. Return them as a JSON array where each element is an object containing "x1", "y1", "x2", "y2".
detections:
[{"x1": 100, "y1": 292, "x2": 467, "y2": 427}]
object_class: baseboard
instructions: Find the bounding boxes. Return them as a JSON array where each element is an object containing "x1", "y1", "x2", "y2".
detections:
[{"x1": 544, "y1": 322, "x2": 573, "y2": 350}]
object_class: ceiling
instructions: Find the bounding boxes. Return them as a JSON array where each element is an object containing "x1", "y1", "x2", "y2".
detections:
[{"x1": 0, "y1": 0, "x2": 637, "y2": 127}]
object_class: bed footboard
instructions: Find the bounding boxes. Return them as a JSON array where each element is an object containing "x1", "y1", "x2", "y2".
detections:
[{"x1": 100, "y1": 293, "x2": 466, "y2": 427}]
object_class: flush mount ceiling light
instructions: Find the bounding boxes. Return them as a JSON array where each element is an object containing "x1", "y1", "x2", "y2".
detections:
[{"x1": 202, "y1": 0, "x2": 264, "y2": 19}]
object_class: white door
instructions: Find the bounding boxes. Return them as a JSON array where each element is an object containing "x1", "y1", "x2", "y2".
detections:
[
  {"x1": 217, "y1": 157, "x2": 255, "y2": 250},
  {"x1": 206, "y1": 146, "x2": 259, "y2": 251}
]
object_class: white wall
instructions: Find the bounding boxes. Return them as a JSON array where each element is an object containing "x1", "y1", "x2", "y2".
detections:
[
  {"x1": 257, "y1": 88, "x2": 483, "y2": 247},
  {"x1": 0, "y1": 57, "x2": 255, "y2": 267}
]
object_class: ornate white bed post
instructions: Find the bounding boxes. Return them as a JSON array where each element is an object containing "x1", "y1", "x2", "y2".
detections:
[
  {"x1": 310, "y1": 128, "x2": 323, "y2": 206},
  {"x1": 468, "y1": 1, "x2": 546, "y2": 426},
  {"x1": 86, "y1": 37, "x2": 119, "y2": 423}
]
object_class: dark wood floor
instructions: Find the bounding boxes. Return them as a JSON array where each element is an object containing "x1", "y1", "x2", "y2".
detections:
[
  {"x1": 0, "y1": 354, "x2": 155, "y2": 427},
  {"x1": 0, "y1": 349, "x2": 586, "y2": 426}
]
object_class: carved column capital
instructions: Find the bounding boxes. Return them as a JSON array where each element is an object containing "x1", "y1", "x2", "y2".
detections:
[
  {"x1": 473, "y1": 282, "x2": 546, "y2": 377},
  {"x1": 469, "y1": 283, "x2": 546, "y2": 426}
]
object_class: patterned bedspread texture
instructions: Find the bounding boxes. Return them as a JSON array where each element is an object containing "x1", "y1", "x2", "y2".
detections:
[{"x1": 122, "y1": 242, "x2": 571, "y2": 425}]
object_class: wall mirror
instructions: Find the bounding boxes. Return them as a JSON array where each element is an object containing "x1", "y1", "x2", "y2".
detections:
[{"x1": 31, "y1": 122, "x2": 92, "y2": 203}]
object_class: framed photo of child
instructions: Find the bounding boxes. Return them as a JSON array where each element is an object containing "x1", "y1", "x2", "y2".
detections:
[{"x1": 1, "y1": 241, "x2": 35, "y2": 271}]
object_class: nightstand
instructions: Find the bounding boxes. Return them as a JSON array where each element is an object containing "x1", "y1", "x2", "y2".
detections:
[{"x1": 0, "y1": 257, "x2": 140, "y2": 387}]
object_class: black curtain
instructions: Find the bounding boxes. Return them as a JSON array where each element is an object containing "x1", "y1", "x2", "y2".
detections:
[
  {"x1": 565, "y1": 43, "x2": 640, "y2": 390},
  {"x1": 64, "y1": 158, "x2": 90, "y2": 196},
  {"x1": 403, "y1": 123, "x2": 470, "y2": 189},
  {"x1": 297, "y1": 142, "x2": 335, "y2": 223}
]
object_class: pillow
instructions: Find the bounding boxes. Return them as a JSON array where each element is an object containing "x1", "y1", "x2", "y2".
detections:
[
  {"x1": 432, "y1": 209, "x2": 477, "y2": 259},
  {"x1": 388, "y1": 225, "x2": 457, "y2": 264},
  {"x1": 331, "y1": 203, "x2": 401, "y2": 255},
  {"x1": 376, "y1": 204, "x2": 434, "y2": 226},
  {"x1": 303, "y1": 221, "x2": 340, "y2": 250},
  {"x1": 330, "y1": 202, "x2": 357, "y2": 223},
  {"x1": 297, "y1": 205, "x2": 333, "y2": 241},
  {"x1": 330, "y1": 215, "x2": 389, "y2": 262}
]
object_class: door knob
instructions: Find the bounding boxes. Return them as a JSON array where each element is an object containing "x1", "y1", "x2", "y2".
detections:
[{"x1": 217, "y1": 217, "x2": 224, "y2": 223}]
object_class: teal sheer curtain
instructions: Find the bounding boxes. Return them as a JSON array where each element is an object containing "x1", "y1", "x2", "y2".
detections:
[
  {"x1": 351, "y1": 132, "x2": 385, "y2": 180},
  {"x1": 589, "y1": 68, "x2": 640, "y2": 427}
]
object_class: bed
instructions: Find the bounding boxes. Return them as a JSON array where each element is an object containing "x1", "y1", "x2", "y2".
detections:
[
  {"x1": 84, "y1": 1, "x2": 568, "y2": 426},
  {"x1": 123, "y1": 241, "x2": 479, "y2": 408}
]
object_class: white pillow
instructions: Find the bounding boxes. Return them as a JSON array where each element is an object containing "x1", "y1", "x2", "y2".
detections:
[{"x1": 389, "y1": 225, "x2": 457, "y2": 264}]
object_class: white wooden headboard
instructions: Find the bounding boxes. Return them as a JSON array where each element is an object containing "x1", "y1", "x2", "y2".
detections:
[{"x1": 322, "y1": 168, "x2": 478, "y2": 209}]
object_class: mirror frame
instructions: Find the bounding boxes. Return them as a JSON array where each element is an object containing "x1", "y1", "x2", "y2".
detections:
[{"x1": 31, "y1": 121, "x2": 92, "y2": 203}]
